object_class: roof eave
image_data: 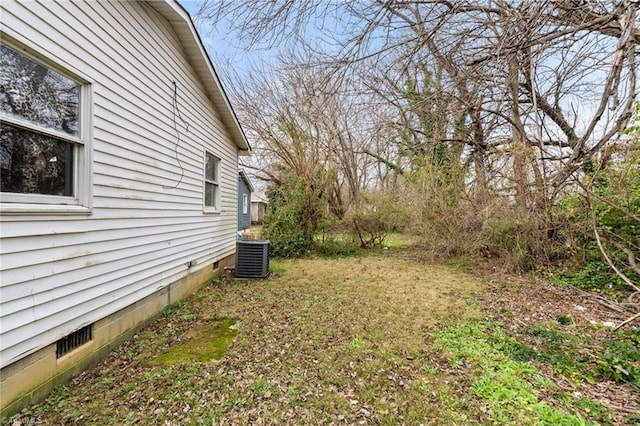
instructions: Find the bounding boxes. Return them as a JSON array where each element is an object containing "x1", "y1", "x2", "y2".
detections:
[{"x1": 239, "y1": 170, "x2": 255, "y2": 192}]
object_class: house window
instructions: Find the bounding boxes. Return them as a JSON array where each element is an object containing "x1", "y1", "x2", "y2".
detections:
[
  {"x1": 204, "y1": 152, "x2": 220, "y2": 210},
  {"x1": 0, "y1": 41, "x2": 89, "y2": 209},
  {"x1": 242, "y1": 193, "x2": 248, "y2": 214}
]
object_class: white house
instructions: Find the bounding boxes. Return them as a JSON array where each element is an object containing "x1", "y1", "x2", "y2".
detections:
[{"x1": 0, "y1": 0, "x2": 249, "y2": 416}]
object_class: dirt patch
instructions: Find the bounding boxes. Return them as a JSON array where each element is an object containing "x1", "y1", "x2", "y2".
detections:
[{"x1": 479, "y1": 274, "x2": 636, "y2": 329}]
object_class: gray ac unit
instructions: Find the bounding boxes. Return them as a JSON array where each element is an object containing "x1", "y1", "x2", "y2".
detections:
[{"x1": 235, "y1": 240, "x2": 270, "y2": 278}]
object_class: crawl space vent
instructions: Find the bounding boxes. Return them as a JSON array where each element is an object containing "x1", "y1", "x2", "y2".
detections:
[
  {"x1": 57, "y1": 324, "x2": 92, "y2": 358},
  {"x1": 235, "y1": 240, "x2": 270, "y2": 278}
]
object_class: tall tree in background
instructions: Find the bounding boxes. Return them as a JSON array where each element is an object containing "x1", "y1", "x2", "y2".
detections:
[
  {"x1": 221, "y1": 52, "x2": 382, "y2": 252},
  {"x1": 201, "y1": 0, "x2": 636, "y2": 194},
  {"x1": 200, "y1": 0, "x2": 638, "y2": 263}
]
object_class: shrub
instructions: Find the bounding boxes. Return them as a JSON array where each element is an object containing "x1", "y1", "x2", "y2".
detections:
[
  {"x1": 262, "y1": 212, "x2": 308, "y2": 258},
  {"x1": 261, "y1": 181, "x2": 313, "y2": 258},
  {"x1": 314, "y1": 238, "x2": 361, "y2": 257},
  {"x1": 401, "y1": 162, "x2": 476, "y2": 257},
  {"x1": 551, "y1": 137, "x2": 640, "y2": 291},
  {"x1": 348, "y1": 211, "x2": 389, "y2": 248}
]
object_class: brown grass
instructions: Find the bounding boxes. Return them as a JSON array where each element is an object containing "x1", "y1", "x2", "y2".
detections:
[
  {"x1": 14, "y1": 253, "x2": 637, "y2": 425},
  {"x1": 12, "y1": 255, "x2": 484, "y2": 425}
]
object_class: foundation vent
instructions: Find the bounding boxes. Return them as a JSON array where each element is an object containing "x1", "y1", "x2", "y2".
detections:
[{"x1": 56, "y1": 324, "x2": 92, "y2": 358}]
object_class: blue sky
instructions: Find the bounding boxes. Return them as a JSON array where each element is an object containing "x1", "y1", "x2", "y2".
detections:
[{"x1": 179, "y1": 0, "x2": 275, "y2": 86}]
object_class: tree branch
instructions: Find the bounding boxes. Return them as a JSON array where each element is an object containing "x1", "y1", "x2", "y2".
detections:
[
  {"x1": 589, "y1": 197, "x2": 640, "y2": 293},
  {"x1": 359, "y1": 149, "x2": 404, "y2": 175}
]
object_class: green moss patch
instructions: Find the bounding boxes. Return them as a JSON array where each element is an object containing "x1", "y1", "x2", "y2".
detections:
[{"x1": 152, "y1": 318, "x2": 238, "y2": 365}]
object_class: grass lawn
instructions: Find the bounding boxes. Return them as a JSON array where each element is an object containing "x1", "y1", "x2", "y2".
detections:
[{"x1": 9, "y1": 253, "x2": 640, "y2": 425}]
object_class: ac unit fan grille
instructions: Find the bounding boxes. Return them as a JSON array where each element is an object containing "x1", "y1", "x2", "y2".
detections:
[{"x1": 235, "y1": 240, "x2": 269, "y2": 278}]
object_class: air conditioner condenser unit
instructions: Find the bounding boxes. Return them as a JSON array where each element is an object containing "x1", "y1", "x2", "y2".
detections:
[{"x1": 235, "y1": 240, "x2": 270, "y2": 278}]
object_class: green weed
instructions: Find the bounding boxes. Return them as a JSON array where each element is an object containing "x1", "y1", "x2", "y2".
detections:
[
  {"x1": 269, "y1": 260, "x2": 286, "y2": 277},
  {"x1": 556, "y1": 314, "x2": 573, "y2": 325},
  {"x1": 597, "y1": 338, "x2": 640, "y2": 387},
  {"x1": 249, "y1": 380, "x2": 271, "y2": 398},
  {"x1": 435, "y1": 321, "x2": 588, "y2": 425},
  {"x1": 552, "y1": 260, "x2": 630, "y2": 292},
  {"x1": 345, "y1": 336, "x2": 365, "y2": 351},
  {"x1": 160, "y1": 300, "x2": 195, "y2": 321},
  {"x1": 575, "y1": 398, "x2": 613, "y2": 425}
]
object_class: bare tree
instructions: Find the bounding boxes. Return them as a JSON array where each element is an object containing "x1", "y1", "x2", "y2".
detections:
[
  {"x1": 220, "y1": 51, "x2": 381, "y2": 236},
  {"x1": 198, "y1": 0, "x2": 638, "y2": 269},
  {"x1": 200, "y1": 0, "x2": 637, "y2": 202}
]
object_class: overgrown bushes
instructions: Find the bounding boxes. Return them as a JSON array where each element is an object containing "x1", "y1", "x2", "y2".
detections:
[
  {"x1": 551, "y1": 138, "x2": 640, "y2": 291},
  {"x1": 260, "y1": 124, "x2": 639, "y2": 292},
  {"x1": 262, "y1": 179, "x2": 403, "y2": 257},
  {"x1": 261, "y1": 178, "x2": 316, "y2": 258},
  {"x1": 345, "y1": 191, "x2": 405, "y2": 249}
]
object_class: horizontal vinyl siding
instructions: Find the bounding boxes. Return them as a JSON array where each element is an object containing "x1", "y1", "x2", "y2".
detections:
[
  {"x1": 0, "y1": 1, "x2": 239, "y2": 367},
  {"x1": 237, "y1": 179, "x2": 252, "y2": 230}
]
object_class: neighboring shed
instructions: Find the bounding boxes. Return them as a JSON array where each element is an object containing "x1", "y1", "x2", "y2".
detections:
[
  {"x1": 237, "y1": 170, "x2": 254, "y2": 231},
  {"x1": 0, "y1": 0, "x2": 249, "y2": 416},
  {"x1": 251, "y1": 190, "x2": 269, "y2": 225}
]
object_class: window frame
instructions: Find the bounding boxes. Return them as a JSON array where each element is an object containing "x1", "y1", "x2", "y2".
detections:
[
  {"x1": 242, "y1": 193, "x2": 248, "y2": 215},
  {"x1": 0, "y1": 38, "x2": 92, "y2": 214},
  {"x1": 203, "y1": 151, "x2": 221, "y2": 212}
]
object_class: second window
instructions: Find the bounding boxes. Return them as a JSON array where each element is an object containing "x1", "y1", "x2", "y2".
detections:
[{"x1": 204, "y1": 152, "x2": 220, "y2": 209}]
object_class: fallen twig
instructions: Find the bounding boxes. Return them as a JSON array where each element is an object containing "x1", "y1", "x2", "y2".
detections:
[
  {"x1": 593, "y1": 297, "x2": 629, "y2": 314},
  {"x1": 614, "y1": 311, "x2": 640, "y2": 330},
  {"x1": 574, "y1": 288, "x2": 630, "y2": 314},
  {"x1": 605, "y1": 403, "x2": 640, "y2": 415}
]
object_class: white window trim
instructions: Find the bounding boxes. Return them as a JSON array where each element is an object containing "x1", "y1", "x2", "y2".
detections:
[
  {"x1": 242, "y1": 193, "x2": 248, "y2": 214},
  {"x1": 0, "y1": 38, "x2": 93, "y2": 215},
  {"x1": 203, "y1": 151, "x2": 221, "y2": 213}
]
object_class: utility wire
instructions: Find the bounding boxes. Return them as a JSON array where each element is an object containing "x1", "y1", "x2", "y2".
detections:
[{"x1": 163, "y1": 81, "x2": 189, "y2": 189}]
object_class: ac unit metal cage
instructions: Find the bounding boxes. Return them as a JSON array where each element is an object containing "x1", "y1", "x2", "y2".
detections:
[{"x1": 235, "y1": 240, "x2": 270, "y2": 278}]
